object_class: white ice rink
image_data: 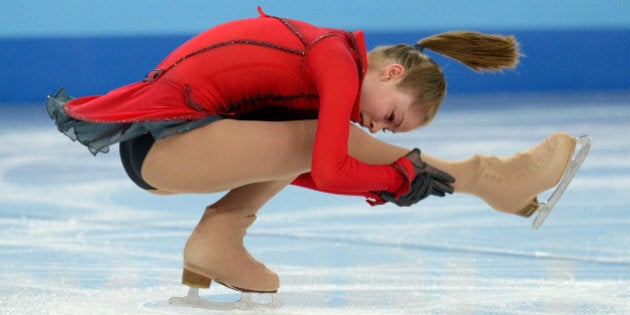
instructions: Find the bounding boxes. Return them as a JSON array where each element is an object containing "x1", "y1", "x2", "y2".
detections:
[{"x1": 1, "y1": 93, "x2": 629, "y2": 314}]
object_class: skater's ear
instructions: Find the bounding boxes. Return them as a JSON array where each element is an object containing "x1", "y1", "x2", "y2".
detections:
[{"x1": 381, "y1": 64, "x2": 405, "y2": 80}]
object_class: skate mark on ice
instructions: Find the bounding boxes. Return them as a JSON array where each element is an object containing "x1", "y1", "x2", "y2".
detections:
[{"x1": 253, "y1": 231, "x2": 630, "y2": 266}]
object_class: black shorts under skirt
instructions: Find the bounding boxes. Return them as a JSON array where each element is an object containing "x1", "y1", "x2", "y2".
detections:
[
  {"x1": 46, "y1": 88, "x2": 225, "y2": 190},
  {"x1": 119, "y1": 133, "x2": 157, "y2": 190}
]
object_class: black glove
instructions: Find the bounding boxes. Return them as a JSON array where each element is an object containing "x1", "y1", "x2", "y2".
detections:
[{"x1": 382, "y1": 149, "x2": 455, "y2": 207}]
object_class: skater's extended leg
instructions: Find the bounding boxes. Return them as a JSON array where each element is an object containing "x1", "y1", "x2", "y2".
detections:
[
  {"x1": 431, "y1": 133, "x2": 576, "y2": 216},
  {"x1": 347, "y1": 126, "x2": 577, "y2": 216}
]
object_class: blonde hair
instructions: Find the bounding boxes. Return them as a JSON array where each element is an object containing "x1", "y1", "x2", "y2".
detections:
[{"x1": 367, "y1": 31, "x2": 521, "y2": 126}]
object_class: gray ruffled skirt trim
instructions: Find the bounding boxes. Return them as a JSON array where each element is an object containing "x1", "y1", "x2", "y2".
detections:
[{"x1": 46, "y1": 88, "x2": 225, "y2": 155}]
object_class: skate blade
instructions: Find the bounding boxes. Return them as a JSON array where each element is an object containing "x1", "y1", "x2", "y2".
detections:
[
  {"x1": 532, "y1": 135, "x2": 592, "y2": 229},
  {"x1": 169, "y1": 286, "x2": 283, "y2": 311}
]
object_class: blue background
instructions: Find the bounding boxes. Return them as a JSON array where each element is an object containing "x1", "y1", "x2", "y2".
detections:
[{"x1": 1, "y1": 0, "x2": 629, "y2": 104}]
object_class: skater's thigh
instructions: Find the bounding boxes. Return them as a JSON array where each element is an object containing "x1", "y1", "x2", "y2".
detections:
[{"x1": 141, "y1": 119, "x2": 317, "y2": 193}]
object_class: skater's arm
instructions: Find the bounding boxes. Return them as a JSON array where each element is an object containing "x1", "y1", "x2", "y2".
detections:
[
  {"x1": 305, "y1": 38, "x2": 412, "y2": 197},
  {"x1": 291, "y1": 173, "x2": 386, "y2": 205}
]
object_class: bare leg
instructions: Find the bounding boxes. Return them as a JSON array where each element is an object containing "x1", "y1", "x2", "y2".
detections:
[
  {"x1": 347, "y1": 126, "x2": 576, "y2": 216},
  {"x1": 141, "y1": 119, "x2": 317, "y2": 292},
  {"x1": 144, "y1": 118, "x2": 576, "y2": 215},
  {"x1": 142, "y1": 119, "x2": 315, "y2": 193},
  {"x1": 141, "y1": 119, "x2": 574, "y2": 292}
]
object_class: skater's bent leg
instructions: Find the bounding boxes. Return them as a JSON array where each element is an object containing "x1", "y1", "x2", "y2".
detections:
[
  {"x1": 142, "y1": 119, "x2": 316, "y2": 193},
  {"x1": 202, "y1": 176, "x2": 296, "y2": 220},
  {"x1": 184, "y1": 178, "x2": 294, "y2": 292},
  {"x1": 144, "y1": 119, "x2": 416, "y2": 194}
]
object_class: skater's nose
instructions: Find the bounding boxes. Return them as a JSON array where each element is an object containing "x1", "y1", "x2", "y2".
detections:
[{"x1": 369, "y1": 121, "x2": 386, "y2": 133}]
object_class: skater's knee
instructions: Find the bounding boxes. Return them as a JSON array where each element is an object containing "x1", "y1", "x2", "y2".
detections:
[{"x1": 205, "y1": 200, "x2": 260, "y2": 217}]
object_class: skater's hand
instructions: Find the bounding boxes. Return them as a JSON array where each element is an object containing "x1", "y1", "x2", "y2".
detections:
[{"x1": 383, "y1": 149, "x2": 455, "y2": 207}]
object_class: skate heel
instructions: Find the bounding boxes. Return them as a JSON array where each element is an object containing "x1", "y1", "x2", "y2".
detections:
[
  {"x1": 182, "y1": 267, "x2": 212, "y2": 288},
  {"x1": 516, "y1": 197, "x2": 539, "y2": 218}
]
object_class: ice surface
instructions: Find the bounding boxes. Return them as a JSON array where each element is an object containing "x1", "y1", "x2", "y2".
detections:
[{"x1": 1, "y1": 94, "x2": 629, "y2": 314}]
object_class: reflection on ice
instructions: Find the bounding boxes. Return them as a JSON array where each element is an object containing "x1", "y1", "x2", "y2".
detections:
[{"x1": 168, "y1": 287, "x2": 283, "y2": 311}]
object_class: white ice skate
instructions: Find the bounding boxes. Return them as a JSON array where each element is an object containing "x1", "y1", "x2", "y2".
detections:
[
  {"x1": 169, "y1": 285, "x2": 283, "y2": 311},
  {"x1": 532, "y1": 135, "x2": 592, "y2": 229}
]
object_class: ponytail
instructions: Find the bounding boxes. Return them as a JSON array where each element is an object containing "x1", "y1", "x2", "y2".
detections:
[
  {"x1": 418, "y1": 31, "x2": 521, "y2": 72},
  {"x1": 367, "y1": 31, "x2": 521, "y2": 127}
]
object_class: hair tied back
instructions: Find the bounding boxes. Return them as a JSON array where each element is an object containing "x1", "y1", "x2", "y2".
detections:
[{"x1": 413, "y1": 43, "x2": 426, "y2": 53}]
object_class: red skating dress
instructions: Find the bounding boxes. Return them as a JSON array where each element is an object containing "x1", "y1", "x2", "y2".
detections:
[{"x1": 46, "y1": 7, "x2": 413, "y2": 205}]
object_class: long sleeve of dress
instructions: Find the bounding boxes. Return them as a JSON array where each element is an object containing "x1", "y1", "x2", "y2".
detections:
[
  {"x1": 291, "y1": 172, "x2": 389, "y2": 205},
  {"x1": 51, "y1": 9, "x2": 414, "y2": 202},
  {"x1": 303, "y1": 37, "x2": 408, "y2": 197}
]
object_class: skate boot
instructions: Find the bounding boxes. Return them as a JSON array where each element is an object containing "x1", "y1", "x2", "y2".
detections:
[
  {"x1": 181, "y1": 206, "x2": 279, "y2": 292},
  {"x1": 466, "y1": 132, "x2": 578, "y2": 217},
  {"x1": 170, "y1": 206, "x2": 282, "y2": 310},
  {"x1": 422, "y1": 132, "x2": 591, "y2": 228}
]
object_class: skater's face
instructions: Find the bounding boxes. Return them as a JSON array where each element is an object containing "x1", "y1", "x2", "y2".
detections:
[{"x1": 359, "y1": 64, "x2": 424, "y2": 134}]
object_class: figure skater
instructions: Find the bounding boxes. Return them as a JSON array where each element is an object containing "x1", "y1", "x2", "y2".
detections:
[{"x1": 47, "y1": 7, "x2": 583, "y2": 307}]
